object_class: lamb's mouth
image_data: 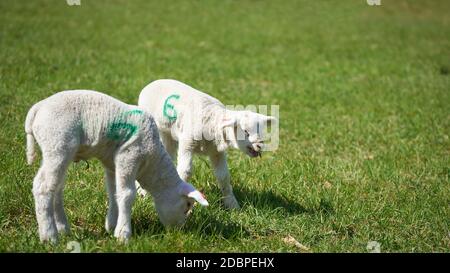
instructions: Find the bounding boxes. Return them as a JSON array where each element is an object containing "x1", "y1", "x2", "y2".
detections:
[{"x1": 247, "y1": 146, "x2": 261, "y2": 158}]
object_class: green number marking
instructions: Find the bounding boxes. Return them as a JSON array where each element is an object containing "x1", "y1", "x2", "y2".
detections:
[
  {"x1": 163, "y1": 94, "x2": 180, "y2": 122},
  {"x1": 107, "y1": 109, "x2": 144, "y2": 141}
]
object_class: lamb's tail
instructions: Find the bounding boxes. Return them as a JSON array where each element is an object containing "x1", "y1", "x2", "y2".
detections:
[{"x1": 25, "y1": 102, "x2": 41, "y2": 165}]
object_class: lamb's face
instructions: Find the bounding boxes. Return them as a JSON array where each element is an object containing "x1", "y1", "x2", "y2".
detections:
[
  {"x1": 223, "y1": 111, "x2": 277, "y2": 158},
  {"x1": 155, "y1": 195, "x2": 193, "y2": 227},
  {"x1": 154, "y1": 182, "x2": 208, "y2": 227},
  {"x1": 237, "y1": 114, "x2": 267, "y2": 158}
]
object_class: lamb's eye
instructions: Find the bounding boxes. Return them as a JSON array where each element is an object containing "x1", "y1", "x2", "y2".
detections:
[{"x1": 244, "y1": 130, "x2": 249, "y2": 137}]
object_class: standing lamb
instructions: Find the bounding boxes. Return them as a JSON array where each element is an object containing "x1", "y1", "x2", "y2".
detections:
[
  {"x1": 137, "y1": 79, "x2": 277, "y2": 209},
  {"x1": 25, "y1": 90, "x2": 208, "y2": 243}
]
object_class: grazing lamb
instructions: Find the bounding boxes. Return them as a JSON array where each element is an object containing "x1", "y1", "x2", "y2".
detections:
[
  {"x1": 136, "y1": 79, "x2": 277, "y2": 209},
  {"x1": 25, "y1": 90, "x2": 208, "y2": 243}
]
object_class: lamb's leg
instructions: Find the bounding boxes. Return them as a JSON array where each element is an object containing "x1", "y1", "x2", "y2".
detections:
[
  {"x1": 33, "y1": 156, "x2": 70, "y2": 243},
  {"x1": 32, "y1": 167, "x2": 52, "y2": 242},
  {"x1": 105, "y1": 168, "x2": 118, "y2": 233},
  {"x1": 136, "y1": 181, "x2": 147, "y2": 197},
  {"x1": 161, "y1": 132, "x2": 178, "y2": 161},
  {"x1": 209, "y1": 151, "x2": 240, "y2": 209},
  {"x1": 177, "y1": 141, "x2": 193, "y2": 181},
  {"x1": 54, "y1": 181, "x2": 70, "y2": 235},
  {"x1": 114, "y1": 159, "x2": 138, "y2": 243}
]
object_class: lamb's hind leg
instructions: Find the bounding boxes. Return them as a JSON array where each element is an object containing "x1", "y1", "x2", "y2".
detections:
[
  {"x1": 54, "y1": 181, "x2": 70, "y2": 235},
  {"x1": 105, "y1": 168, "x2": 118, "y2": 233},
  {"x1": 33, "y1": 153, "x2": 72, "y2": 243},
  {"x1": 161, "y1": 131, "x2": 178, "y2": 161}
]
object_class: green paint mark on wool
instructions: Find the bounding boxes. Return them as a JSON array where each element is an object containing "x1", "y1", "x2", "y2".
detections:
[
  {"x1": 163, "y1": 94, "x2": 180, "y2": 122},
  {"x1": 124, "y1": 109, "x2": 143, "y2": 116},
  {"x1": 107, "y1": 109, "x2": 144, "y2": 141}
]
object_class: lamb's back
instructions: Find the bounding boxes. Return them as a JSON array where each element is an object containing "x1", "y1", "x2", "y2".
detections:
[{"x1": 139, "y1": 79, "x2": 224, "y2": 131}]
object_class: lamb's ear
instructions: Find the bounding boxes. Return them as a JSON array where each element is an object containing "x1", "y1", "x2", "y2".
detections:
[
  {"x1": 264, "y1": 115, "x2": 278, "y2": 127},
  {"x1": 179, "y1": 182, "x2": 209, "y2": 206},
  {"x1": 187, "y1": 191, "x2": 209, "y2": 206}
]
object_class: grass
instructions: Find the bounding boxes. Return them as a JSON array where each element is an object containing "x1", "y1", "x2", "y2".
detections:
[{"x1": 0, "y1": 0, "x2": 449, "y2": 252}]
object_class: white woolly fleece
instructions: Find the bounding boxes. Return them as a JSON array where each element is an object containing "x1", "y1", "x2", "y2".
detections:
[
  {"x1": 25, "y1": 90, "x2": 208, "y2": 243},
  {"x1": 137, "y1": 79, "x2": 277, "y2": 209}
]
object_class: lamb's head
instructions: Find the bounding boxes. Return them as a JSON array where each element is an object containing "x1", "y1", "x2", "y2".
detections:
[
  {"x1": 221, "y1": 110, "x2": 277, "y2": 158},
  {"x1": 154, "y1": 181, "x2": 208, "y2": 227}
]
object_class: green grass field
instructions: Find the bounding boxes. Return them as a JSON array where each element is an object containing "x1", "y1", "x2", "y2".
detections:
[{"x1": 0, "y1": 0, "x2": 449, "y2": 252}]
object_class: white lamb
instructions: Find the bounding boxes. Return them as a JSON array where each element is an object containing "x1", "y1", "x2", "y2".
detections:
[
  {"x1": 137, "y1": 79, "x2": 277, "y2": 209},
  {"x1": 25, "y1": 90, "x2": 208, "y2": 243}
]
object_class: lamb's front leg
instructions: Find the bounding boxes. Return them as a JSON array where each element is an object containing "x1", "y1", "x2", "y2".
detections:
[
  {"x1": 209, "y1": 151, "x2": 240, "y2": 209},
  {"x1": 177, "y1": 141, "x2": 194, "y2": 181},
  {"x1": 113, "y1": 163, "x2": 137, "y2": 243}
]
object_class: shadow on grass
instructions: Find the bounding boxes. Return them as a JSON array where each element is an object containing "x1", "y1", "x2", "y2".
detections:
[
  {"x1": 131, "y1": 212, "x2": 250, "y2": 239},
  {"x1": 234, "y1": 186, "x2": 334, "y2": 216},
  {"x1": 191, "y1": 215, "x2": 251, "y2": 239},
  {"x1": 132, "y1": 214, "x2": 165, "y2": 235},
  {"x1": 130, "y1": 186, "x2": 335, "y2": 239}
]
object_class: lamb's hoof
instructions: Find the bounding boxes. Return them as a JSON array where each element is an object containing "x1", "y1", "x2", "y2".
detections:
[
  {"x1": 136, "y1": 185, "x2": 148, "y2": 197},
  {"x1": 105, "y1": 220, "x2": 117, "y2": 233},
  {"x1": 56, "y1": 223, "x2": 71, "y2": 235},
  {"x1": 117, "y1": 236, "x2": 130, "y2": 244},
  {"x1": 223, "y1": 195, "x2": 240, "y2": 209},
  {"x1": 115, "y1": 232, "x2": 131, "y2": 244},
  {"x1": 40, "y1": 233, "x2": 58, "y2": 244},
  {"x1": 114, "y1": 228, "x2": 131, "y2": 244}
]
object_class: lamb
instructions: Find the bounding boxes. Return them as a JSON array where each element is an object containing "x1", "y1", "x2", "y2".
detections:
[
  {"x1": 136, "y1": 79, "x2": 277, "y2": 209},
  {"x1": 25, "y1": 90, "x2": 208, "y2": 243}
]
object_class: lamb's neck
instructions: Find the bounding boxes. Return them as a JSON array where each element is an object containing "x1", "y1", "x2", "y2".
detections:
[
  {"x1": 138, "y1": 149, "x2": 181, "y2": 197},
  {"x1": 209, "y1": 108, "x2": 238, "y2": 152}
]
